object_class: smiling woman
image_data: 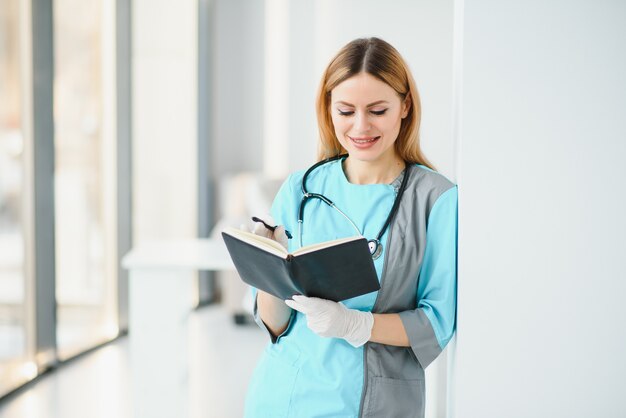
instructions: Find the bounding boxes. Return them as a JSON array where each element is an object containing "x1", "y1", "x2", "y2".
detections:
[
  {"x1": 317, "y1": 38, "x2": 432, "y2": 171},
  {"x1": 245, "y1": 37, "x2": 458, "y2": 418},
  {"x1": 330, "y1": 72, "x2": 410, "y2": 184}
]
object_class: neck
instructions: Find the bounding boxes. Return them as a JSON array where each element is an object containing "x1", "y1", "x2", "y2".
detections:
[{"x1": 343, "y1": 153, "x2": 406, "y2": 185}]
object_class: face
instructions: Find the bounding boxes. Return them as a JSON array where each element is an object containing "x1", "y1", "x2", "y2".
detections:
[{"x1": 330, "y1": 72, "x2": 410, "y2": 163}]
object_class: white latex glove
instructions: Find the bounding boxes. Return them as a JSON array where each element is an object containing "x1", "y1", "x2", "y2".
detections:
[
  {"x1": 284, "y1": 295, "x2": 374, "y2": 347},
  {"x1": 242, "y1": 214, "x2": 289, "y2": 250}
]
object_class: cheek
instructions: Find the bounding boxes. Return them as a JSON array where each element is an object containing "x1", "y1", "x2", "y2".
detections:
[
  {"x1": 331, "y1": 116, "x2": 348, "y2": 136},
  {"x1": 378, "y1": 115, "x2": 403, "y2": 136}
]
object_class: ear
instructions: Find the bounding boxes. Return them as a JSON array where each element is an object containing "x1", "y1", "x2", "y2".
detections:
[{"x1": 401, "y1": 94, "x2": 411, "y2": 119}]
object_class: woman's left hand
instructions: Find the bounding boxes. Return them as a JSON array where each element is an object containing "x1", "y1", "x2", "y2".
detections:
[{"x1": 285, "y1": 295, "x2": 373, "y2": 347}]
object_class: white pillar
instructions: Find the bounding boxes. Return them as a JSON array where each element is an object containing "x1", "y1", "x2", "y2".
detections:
[
  {"x1": 263, "y1": 0, "x2": 290, "y2": 178},
  {"x1": 132, "y1": 0, "x2": 198, "y2": 243}
]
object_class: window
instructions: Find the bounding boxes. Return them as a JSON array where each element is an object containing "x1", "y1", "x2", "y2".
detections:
[
  {"x1": 53, "y1": 0, "x2": 118, "y2": 360},
  {"x1": 0, "y1": 0, "x2": 34, "y2": 397}
]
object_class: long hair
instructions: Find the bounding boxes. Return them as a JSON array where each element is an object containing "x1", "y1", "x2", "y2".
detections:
[{"x1": 315, "y1": 37, "x2": 435, "y2": 170}]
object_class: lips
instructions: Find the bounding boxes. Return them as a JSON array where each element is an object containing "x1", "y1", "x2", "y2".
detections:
[{"x1": 349, "y1": 136, "x2": 380, "y2": 148}]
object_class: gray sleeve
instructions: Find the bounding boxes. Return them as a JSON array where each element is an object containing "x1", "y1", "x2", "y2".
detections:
[{"x1": 398, "y1": 309, "x2": 443, "y2": 369}]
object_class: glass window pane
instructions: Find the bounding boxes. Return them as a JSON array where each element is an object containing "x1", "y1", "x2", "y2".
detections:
[
  {"x1": 0, "y1": 0, "x2": 32, "y2": 397},
  {"x1": 53, "y1": 0, "x2": 117, "y2": 360}
]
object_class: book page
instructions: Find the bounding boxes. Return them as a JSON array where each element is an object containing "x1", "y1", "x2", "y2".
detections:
[
  {"x1": 292, "y1": 235, "x2": 363, "y2": 257},
  {"x1": 221, "y1": 227, "x2": 289, "y2": 258}
]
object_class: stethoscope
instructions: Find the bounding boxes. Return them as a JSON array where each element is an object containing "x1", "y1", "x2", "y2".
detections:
[{"x1": 298, "y1": 154, "x2": 411, "y2": 260}]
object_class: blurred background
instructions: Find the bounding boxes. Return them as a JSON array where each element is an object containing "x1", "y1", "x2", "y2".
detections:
[{"x1": 0, "y1": 0, "x2": 625, "y2": 417}]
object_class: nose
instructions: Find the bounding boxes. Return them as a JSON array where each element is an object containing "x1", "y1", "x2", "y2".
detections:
[{"x1": 353, "y1": 111, "x2": 371, "y2": 132}]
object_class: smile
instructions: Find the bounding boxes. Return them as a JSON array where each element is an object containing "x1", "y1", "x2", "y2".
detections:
[{"x1": 349, "y1": 136, "x2": 380, "y2": 144}]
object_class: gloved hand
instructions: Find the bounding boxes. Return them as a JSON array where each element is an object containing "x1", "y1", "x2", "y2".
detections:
[
  {"x1": 243, "y1": 214, "x2": 289, "y2": 250},
  {"x1": 284, "y1": 295, "x2": 374, "y2": 347}
]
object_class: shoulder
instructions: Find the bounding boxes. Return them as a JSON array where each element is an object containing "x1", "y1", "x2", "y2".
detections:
[
  {"x1": 409, "y1": 164, "x2": 456, "y2": 196},
  {"x1": 286, "y1": 159, "x2": 340, "y2": 188},
  {"x1": 278, "y1": 169, "x2": 305, "y2": 198},
  {"x1": 287, "y1": 168, "x2": 307, "y2": 187},
  {"x1": 404, "y1": 164, "x2": 457, "y2": 219}
]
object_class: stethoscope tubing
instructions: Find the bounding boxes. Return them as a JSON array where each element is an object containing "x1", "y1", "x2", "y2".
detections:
[{"x1": 297, "y1": 154, "x2": 411, "y2": 256}]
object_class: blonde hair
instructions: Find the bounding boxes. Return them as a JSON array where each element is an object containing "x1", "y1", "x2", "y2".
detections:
[{"x1": 315, "y1": 37, "x2": 435, "y2": 170}]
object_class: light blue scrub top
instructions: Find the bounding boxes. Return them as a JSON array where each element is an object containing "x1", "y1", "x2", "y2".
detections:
[{"x1": 245, "y1": 159, "x2": 456, "y2": 417}]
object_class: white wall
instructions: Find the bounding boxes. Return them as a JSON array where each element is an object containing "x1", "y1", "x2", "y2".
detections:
[{"x1": 451, "y1": 1, "x2": 626, "y2": 417}]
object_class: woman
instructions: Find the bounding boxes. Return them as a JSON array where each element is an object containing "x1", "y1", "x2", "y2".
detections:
[{"x1": 245, "y1": 37, "x2": 457, "y2": 418}]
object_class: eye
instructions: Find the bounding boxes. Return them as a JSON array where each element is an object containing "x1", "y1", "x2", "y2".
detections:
[
  {"x1": 371, "y1": 109, "x2": 388, "y2": 116},
  {"x1": 337, "y1": 110, "x2": 354, "y2": 116}
]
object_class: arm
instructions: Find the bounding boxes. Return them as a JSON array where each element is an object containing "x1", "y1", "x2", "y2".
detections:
[
  {"x1": 370, "y1": 313, "x2": 410, "y2": 347},
  {"x1": 396, "y1": 186, "x2": 458, "y2": 367},
  {"x1": 256, "y1": 290, "x2": 292, "y2": 338},
  {"x1": 371, "y1": 187, "x2": 458, "y2": 352},
  {"x1": 283, "y1": 299, "x2": 412, "y2": 348}
]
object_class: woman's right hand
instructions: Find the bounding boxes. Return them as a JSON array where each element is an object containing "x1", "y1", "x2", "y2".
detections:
[{"x1": 249, "y1": 215, "x2": 289, "y2": 249}]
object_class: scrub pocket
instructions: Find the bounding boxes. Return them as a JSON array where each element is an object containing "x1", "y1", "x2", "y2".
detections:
[
  {"x1": 362, "y1": 376, "x2": 424, "y2": 418},
  {"x1": 244, "y1": 345, "x2": 300, "y2": 418}
]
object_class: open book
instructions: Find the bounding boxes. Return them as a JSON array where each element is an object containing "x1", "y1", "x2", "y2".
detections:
[{"x1": 221, "y1": 227, "x2": 380, "y2": 302}]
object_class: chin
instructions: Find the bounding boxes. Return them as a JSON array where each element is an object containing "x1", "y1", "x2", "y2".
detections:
[
  {"x1": 347, "y1": 152, "x2": 382, "y2": 162},
  {"x1": 346, "y1": 146, "x2": 394, "y2": 163}
]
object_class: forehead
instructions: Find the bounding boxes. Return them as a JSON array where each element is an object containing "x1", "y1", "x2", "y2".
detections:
[{"x1": 331, "y1": 72, "x2": 399, "y2": 104}]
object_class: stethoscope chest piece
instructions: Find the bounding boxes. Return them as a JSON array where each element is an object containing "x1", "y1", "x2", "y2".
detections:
[{"x1": 368, "y1": 239, "x2": 383, "y2": 260}]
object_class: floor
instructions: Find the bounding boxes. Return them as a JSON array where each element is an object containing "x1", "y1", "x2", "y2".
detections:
[{"x1": 0, "y1": 304, "x2": 267, "y2": 418}]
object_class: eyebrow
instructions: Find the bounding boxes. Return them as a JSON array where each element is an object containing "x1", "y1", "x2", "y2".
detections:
[{"x1": 334, "y1": 100, "x2": 389, "y2": 107}]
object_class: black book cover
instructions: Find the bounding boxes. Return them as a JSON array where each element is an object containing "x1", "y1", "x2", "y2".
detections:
[{"x1": 221, "y1": 229, "x2": 380, "y2": 302}]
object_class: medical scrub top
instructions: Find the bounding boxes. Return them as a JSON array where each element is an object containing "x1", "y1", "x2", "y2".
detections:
[{"x1": 244, "y1": 158, "x2": 457, "y2": 418}]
